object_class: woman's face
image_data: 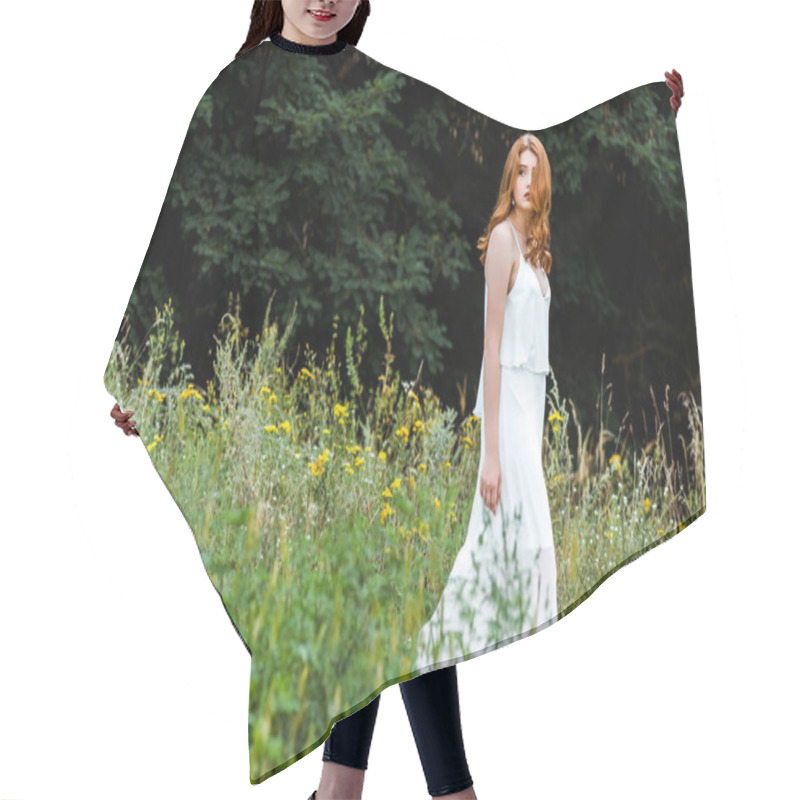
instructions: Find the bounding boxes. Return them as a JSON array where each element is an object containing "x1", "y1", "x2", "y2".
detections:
[
  {"x1": 281, "y1": 0, "x2": 362, "y2": 44},
  {"x1": 512, "y1": 149, "x2": 538, "y2": 214}
]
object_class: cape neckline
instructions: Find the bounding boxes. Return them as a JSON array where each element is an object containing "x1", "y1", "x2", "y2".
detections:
[{"x1": 270, "y1": 31, "x2": 349, "y2": 55}]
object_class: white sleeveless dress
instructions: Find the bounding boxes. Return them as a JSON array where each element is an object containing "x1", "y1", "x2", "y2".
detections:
[{"x1": 413, "y1": 219, "x2": 559, "y2": 669}]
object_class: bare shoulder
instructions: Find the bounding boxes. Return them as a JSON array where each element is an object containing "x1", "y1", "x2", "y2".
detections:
[
  {"x1": 486, "y1": 219, "x2": 517, "y2": 271},
  {"x1": 488, "y1": 218, "x2": 514, "y2": 248}
]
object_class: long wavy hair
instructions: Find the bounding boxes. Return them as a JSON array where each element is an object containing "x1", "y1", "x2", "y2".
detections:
[
  {"x1": 477, "y1": 133, "x2": 552, "y2": 275},
  {"x1": 237, "y1": 0, "x2": 371, "y2": 59}
]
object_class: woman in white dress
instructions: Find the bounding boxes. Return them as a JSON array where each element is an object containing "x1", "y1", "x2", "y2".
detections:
[{"x1": 414, "y1": 133, "x2": 559, "y2": 669}]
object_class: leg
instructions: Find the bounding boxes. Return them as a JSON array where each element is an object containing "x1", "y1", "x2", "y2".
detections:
[
  {"x1": 400, "y1": 665, "x2": 476, "y2": 799},
  {"x1": 315, "y1": 694, "x2": 381, "y2": 800}
]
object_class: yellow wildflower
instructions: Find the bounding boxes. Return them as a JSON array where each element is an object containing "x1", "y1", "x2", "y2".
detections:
[
  {"x1": 179, "y1": 383, "x2": 203, "y2": 401},
  {"x1": 146, "y1": 433, "x2": 164, "y2": 454}
]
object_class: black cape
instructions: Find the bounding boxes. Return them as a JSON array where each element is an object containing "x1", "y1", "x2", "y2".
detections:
[{"x1": 104, "y1": 34, "x2": 705, "y2": 783}]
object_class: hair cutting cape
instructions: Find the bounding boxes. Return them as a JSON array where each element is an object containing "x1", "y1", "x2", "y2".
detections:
[{"x1": 104, "y1": 37, "x2": 705, "y2": 784}]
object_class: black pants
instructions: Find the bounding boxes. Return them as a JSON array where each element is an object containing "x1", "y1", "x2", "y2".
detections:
[{"x1": 323, "y1": 665, "x2": 473, "y2": 797}]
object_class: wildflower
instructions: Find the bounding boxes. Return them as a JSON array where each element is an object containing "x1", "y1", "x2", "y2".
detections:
[
  {"x1": 391, "y1": 477, "x2": 402, "y2": 491},
  {"x1": 419, "y1": 520, "x2": 430, "y2": 543},
  {"x1": 354, "y1": 457, "x2": 366, "y2": 468},
  {"x1": 323, "y1": 428, "x2": 331, "y2": 435},
  {"x1": 605, "y1": 530, "x2": 614, "y2": 541},
  {"x1": 609, "y1": 453, "x2": 622, "y2": 471},
  {"x1": 378, "y1": 450, "x2": 387, "y2": 463},
  {"x1": 180, "y1": 383, "x2": 203, "y2": 401},
  {"x1": 548, "y1": 410, "x2": 565, "y2": 433},
  {"x1": 445, "y1": 460, "x2": 451, "y2": 469},
  {"x1": 334, "y1": 402, "x2": 348, "y2": 425},
  {"x1": 462, "y1": 436, "x2": 474, "y2": 449},
  {"x1": 264, "y1": 424, "x2": 278, "y2": 434},
  {"x1": 382, "y1": 488, "x2": 393, "y2": 499},
  {"x1": 434, "y1": 498, "x2": 441, "y2": 511},
  {"x1": 413, "y1": 419, "x2": 424, "y2": 433},
  {"x1": 395, "y1": 425, "x2": 410, "y2": 444},
  {"x1": 643, "y1": 497, "x2": 652, "y2": 513},
  {"x1": 310, "y1": 460, "x2": 325, "y2": 476},
  {"x1": 418, "y1": 463, "x2": 427, "y2": 473},
  {"x1": 380, "y1": 503, "x2": 394, "y2": 525},
  {"x1": 280, "y1": 420, "x2": 291, "y2": 433},
  {"x1": 408, "y1": 389, "x2": 420, "y2": 407},
  {"x1": 146, "y1": 433, "x2": 164, "y2": 454},
  {"x1": 300, "y1": 367, "x2": 314, "y2": 380}
]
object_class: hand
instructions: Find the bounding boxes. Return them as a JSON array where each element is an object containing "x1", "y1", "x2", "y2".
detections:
[
  {"x1": 664, "y1": 68, "x2": 684, "y2": 115},
  {"x1": 480, "y1": 452, "x2": 501, "y2": 515},
  {"x1": 111, "y1": 403, "x2": 139, "y2": 437}
]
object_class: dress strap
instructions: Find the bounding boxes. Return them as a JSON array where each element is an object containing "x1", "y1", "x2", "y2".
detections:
[{"x1": 508, "y1": 220, "x2": 524, "y2": 257}]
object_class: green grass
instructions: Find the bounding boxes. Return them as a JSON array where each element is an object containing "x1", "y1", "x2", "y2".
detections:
[{"x1": 104, "y1": 294, "x2": 705, "y2": 782}]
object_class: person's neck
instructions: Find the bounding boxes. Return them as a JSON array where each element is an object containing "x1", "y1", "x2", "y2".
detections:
[
  {"x1": 271, "y1": 29, "x2": 348, "y2": 55},
  {"x1": 508, "y1": 209, "x2": 535, "y2": 236}
]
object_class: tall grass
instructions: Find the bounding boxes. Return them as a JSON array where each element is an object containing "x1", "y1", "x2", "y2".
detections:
[{"x1": 104, "y1": 295, "x2": 705, "y2": 781}]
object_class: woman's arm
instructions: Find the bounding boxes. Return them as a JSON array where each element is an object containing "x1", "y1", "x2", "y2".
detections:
[{"x1": 480, "y1": 223, "x2": 515, "y2": 510}]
